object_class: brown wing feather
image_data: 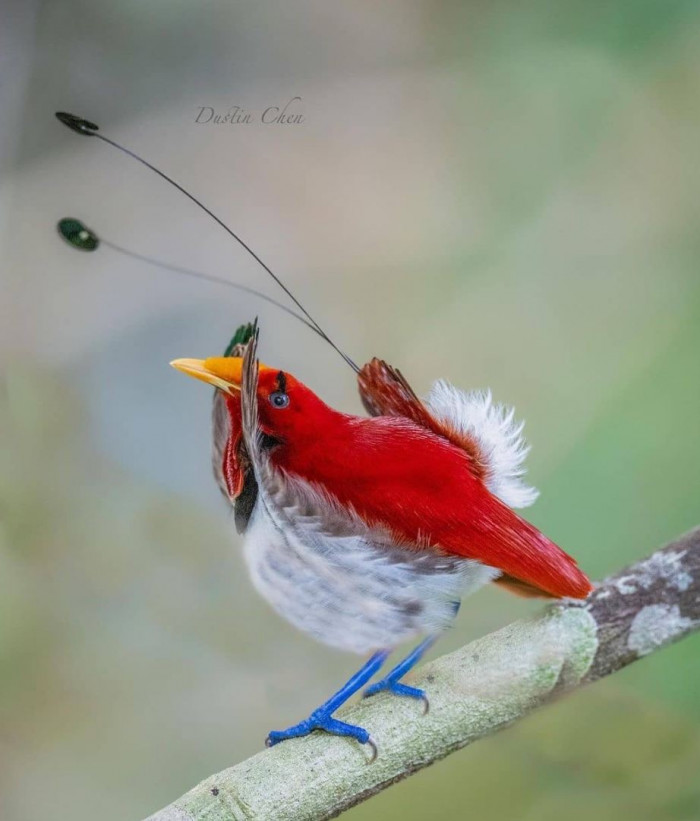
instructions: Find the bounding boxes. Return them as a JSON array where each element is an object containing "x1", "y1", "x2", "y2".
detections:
[
  {"x1": 212, "y1": 336, "x2": 252, "y2": 501},
  {"x1": 357, "y1": 358, "x2": 487, "y2": 480},
  {"x1": 211, "y1": 335, "x2": 260, "y2": 533},
  {"x1": 211, "y1": 390, "x2": 231, "y2": 499}
]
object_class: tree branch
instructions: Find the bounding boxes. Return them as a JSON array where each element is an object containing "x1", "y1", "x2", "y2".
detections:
[{"x1": 145, "y1": 527, "x2": 700, "y2": 821}]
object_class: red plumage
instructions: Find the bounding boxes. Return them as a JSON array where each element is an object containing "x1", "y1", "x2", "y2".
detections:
[
  {"x1": 175, "y1": 333, "x2": 593, "y2": 749},
  {"x1": 220, "y1": 368, "x2": 592, "y2": 600}
]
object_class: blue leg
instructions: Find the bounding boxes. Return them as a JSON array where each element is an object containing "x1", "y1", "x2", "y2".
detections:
[
  {"x1": 363, "y1": 635, "x2": 438, "y2": 712},
  {"x1": 266, "y1": 650, "x2": 390, "y2": 752}
]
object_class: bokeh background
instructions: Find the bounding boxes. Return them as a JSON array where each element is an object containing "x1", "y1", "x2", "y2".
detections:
[{"x1": 2, "y1": 2, "x2": 700, "y2": 819}]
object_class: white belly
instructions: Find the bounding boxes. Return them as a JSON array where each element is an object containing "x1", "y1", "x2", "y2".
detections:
[{"x1": 242, "y1": 501, "x2": 497, "y2": 654}]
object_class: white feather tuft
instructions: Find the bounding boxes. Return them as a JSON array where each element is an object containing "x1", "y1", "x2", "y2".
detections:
[{"x1": 425, "y1": 381, "x2": 539, "y2": 509}]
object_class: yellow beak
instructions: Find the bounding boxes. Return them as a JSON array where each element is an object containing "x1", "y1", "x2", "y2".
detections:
[{"x1": 170, "y1": 356, "x2": 247, "y2": 394}]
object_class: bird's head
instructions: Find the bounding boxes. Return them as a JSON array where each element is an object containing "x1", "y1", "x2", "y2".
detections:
[{"x1": 170, "y1": 354, "x2": 331, "y2": 443}]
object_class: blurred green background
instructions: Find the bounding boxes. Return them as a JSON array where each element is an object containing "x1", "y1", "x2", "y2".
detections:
[{"x1": 1, "y1": 2, "x2": 700, "y2": 819}]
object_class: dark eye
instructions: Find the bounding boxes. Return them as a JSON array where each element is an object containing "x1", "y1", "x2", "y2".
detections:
[{"x1": 269, "y1": 391, "x2": 290, "y2": 409}]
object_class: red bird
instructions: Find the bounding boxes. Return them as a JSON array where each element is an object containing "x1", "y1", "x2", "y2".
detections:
[
  {"x1": 172, "y1": 323, "x2": 591, "y2": 754},
  {"x1": 52, "y1": 111, "x2": 590, "y2": 753}
]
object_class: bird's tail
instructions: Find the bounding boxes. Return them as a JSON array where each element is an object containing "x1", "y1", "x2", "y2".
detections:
[
  {"x1": 486, "y1": 506, "x2": 593, "y2": 599},
  {"x1": 444, "y1": 491, "x2": 593, "y2": 600}
]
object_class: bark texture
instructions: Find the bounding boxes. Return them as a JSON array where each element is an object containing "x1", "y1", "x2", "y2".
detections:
[{"x1": 145, "y1": 527, "x2": 700, "y2": 821}]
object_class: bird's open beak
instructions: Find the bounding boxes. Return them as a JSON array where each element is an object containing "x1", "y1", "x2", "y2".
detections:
[{"x1": 170, "y1": 356, "x2": 248, "y2": 394}]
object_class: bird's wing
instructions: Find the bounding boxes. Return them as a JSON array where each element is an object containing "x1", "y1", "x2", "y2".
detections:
[
  {"x1": 357, "y1": 359, "x2": 573, "y2": 599},
  {"x1": 211, "y1": 388, "x2": 231, "y2": 499},
  {"x1": 212, "y1": 323, "x2": 256, "y2": 500},
  {"x1": 237, "y1": 331, "x2": 497, "y2": 648},
  {"x1": 211, "y1": 323, "x2": 258, "y2": 532},
  {"x1": 357, "y1": 358, "x2": 487, "y2": 466},
  {"x1": 358, "y1": 358, "x2": 537, "y2": 510}
]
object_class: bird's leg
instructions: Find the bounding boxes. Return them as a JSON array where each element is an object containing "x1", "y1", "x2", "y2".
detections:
[
  {"x1": 363, "y1": 635, "x2": 438, "y2": 712},
  {"x1": 265, "y1": 650, "x2": 390, "y2": 752}
]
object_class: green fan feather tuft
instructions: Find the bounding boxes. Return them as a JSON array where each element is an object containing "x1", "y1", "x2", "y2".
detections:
[{"x1": 223, "y1": 322, "x2": 256, "y2": 357}]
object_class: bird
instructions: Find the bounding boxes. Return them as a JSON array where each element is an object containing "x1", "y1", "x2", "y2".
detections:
[
  {"x1": 51, "y1": 112, "x2": 591, "y2": 754},
  {"x1": 171, "y1": 321, "x2": 592, "y2": 755}
]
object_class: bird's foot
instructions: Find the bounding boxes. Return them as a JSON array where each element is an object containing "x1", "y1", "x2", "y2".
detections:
[
  {"x1": 265, "y1": 649, "x2": 389, "y2": 760},
  {"x1": 266, "y1": 710, "x2": 377, "y2": 759},
  {"x1": 363, "y1": 678, "x2": 430, "y2": 714}
]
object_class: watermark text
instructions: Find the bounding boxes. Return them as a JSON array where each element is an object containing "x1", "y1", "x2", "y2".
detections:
[{"x1": 195, "y1": 97, "x2": 305, "y2": 125}]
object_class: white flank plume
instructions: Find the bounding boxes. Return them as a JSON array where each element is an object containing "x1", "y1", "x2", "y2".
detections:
[{"x1": 425, "y1": 381, "x2": 539, "y2": 509}]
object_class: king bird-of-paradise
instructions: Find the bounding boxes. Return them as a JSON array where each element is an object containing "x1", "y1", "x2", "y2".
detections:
[
  {"x1": 56, "y1": 112, "x2": 592, "y2": 757},
  {"x1": 170, "y1": 323, "x2": 591, "y2": 753}
]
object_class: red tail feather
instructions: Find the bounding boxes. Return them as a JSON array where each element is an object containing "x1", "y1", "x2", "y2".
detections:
[{"x1": 439, "y1": 491, "x2": 592, "y2": 599}]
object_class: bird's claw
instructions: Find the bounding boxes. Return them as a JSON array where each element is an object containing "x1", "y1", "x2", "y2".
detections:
[
  {"x1": 365, "y1": 735, "x2": 378, "y2": 763},
  {"x1": 265, "y1": 711, "x2": 373, "y2": 752},
  {"x1": 363, "y1": 679, "x2": 430, "y2": 713}
]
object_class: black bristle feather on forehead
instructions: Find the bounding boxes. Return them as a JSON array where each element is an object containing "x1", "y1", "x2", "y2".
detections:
[{"x1": 276, "y1": 371, "x2": 287, "y2": 393}]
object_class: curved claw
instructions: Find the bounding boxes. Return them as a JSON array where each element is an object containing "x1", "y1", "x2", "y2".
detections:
[
  {"x1": 265, "y1": 717, "x2": 317, "y2": 747},
  {"x1": 365, "y1": 735, "x2": 378, "y2": 763}
]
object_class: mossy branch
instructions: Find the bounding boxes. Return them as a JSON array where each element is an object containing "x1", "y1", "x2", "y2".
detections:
[{"x1": 145, "y1": 527, "x2": 700, "y2": 821}]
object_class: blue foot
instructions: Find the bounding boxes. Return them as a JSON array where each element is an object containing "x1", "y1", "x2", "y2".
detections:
[
  {"x1": 362, "y1": 636, "x2": 438, "y2": 713},
  {"x1": 266, "y1": 711, "x2": 372, "y2": 748},
  {"x1": 363, "y1": 678, "x2": 429, "y2": 713},
  {"x1": 265, "y1": 650, "x2": 389, "y2": 758}
]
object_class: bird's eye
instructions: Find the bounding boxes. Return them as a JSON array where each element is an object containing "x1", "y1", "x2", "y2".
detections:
[{"x1": 268, "y1": 391, "x2": 290, "y2": 409}]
